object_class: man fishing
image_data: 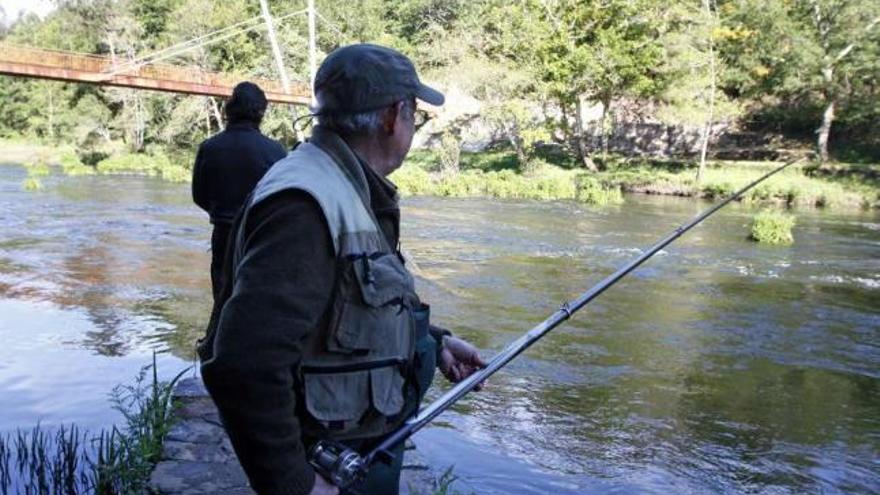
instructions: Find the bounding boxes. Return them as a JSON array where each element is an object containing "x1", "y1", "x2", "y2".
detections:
[
  {"x1": 199, "y1": 44, "x2": 486, "y2": 495},
  {"x1": 192, "y1": 81, "x2": 287, "y2": 302}
]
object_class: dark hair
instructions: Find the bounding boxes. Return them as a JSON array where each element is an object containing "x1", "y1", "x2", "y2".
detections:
[{"x1": 225, "y1": 82, "x2": 268, "y2": 126}]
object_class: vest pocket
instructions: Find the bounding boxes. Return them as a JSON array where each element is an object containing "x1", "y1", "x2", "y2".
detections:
[
  {"x1": 370, "y1": 366, "x2": 405, "y2": 416},
  {"x1": 302, "y1": 369, "x2": 370, "y2": 424},
  {"x1": 301, "y1": 359, "x2": 406, "y2": 433},
  {"x1": 328, "y1": 253, "x2": 415, "y2": 354}
]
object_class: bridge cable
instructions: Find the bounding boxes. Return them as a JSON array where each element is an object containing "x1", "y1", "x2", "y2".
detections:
[{"x1": 105, "y1": 8, "x2": 309, "y2": 80}]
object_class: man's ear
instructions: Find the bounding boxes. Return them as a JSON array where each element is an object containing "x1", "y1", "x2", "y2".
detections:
[{"x1": 381, "y1": 102, "x2": 403, "y2": 136}]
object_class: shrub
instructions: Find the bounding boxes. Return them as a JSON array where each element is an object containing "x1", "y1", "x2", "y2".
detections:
[
  {"x1": 702, "y1": 181, "x2": 736, "y2": 199},
  {"x1": 437, "y1": 171, "x2": 485, "y2": 197},
  {"x1": 59, "y1": 149, "x2": 96, "y2": 176},
  {"x1": 96, "y1": 153, "x2": 161, "y2": 176},
  {"x1": 750, "y1": 210, "x2": 795, "y2": 245},
  {"x1": 391, "y1": 165, "x2": 433, "y2": 196},
  {"x1": 438, "y1": 131, "x2": 461, "y2": 176},
  {"x1": 22, "y1": 177, "x2": 43, "y2": 191},
  {"x1": 24, "y1": 162, "x2": 51, "y2": 177},
  {"x1": 159, "y1": 165, "x2": 190, "y2": 183},
  {"x1": 575, "y1": 175, "x2": 624, "y2": 205}
]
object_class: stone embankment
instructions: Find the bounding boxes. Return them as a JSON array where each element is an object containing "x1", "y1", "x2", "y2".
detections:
[{"x1": 148, "y1": 377, "x2": 437, "y2": 495}]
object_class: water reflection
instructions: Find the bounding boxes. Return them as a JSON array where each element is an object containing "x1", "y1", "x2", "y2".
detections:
[{"x1": 404, "y1": 195, "x2": 879, "y2": 493}]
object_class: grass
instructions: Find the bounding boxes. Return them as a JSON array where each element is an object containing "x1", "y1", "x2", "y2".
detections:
[
  {"x1": 95, "y1": 153, "x2": 190, "y2": 183},
  {"x1": 406, "y1": 466, "x2": 473, "y2": 495},
  {"x1": 4, "y1": 139, "x2": 875, "y2": 208},
  {"x1": 599, "y1": 158, "x2": 875, "y2": 209},
  {"x1": 392, "y1": 155, "x2": 624, "y2": 206},
  {"x1": 0, "y1": 354, "x2": 188, "y2": 495},
  {"x1": 21, "y1": 177, "x2": 44, "y2": 191},
  {"x1": 750, "y1": 210, "x2": 796, "y2": 245},
  {"x1": 396, "y1": 150, "x2": 876, "y2": 209},
  {"x1": 21, "y1": 161, "x2": 51, "y2": 192}
]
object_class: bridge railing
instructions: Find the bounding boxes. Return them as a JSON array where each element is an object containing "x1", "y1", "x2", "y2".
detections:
[{"x1": 0, "y1": 41, "x2": 309, "y2": 97}]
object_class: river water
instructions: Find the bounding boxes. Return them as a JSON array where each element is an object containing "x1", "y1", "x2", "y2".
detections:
[{"x1": 0, "y1": 164, "x2": 877, "y2": 494}]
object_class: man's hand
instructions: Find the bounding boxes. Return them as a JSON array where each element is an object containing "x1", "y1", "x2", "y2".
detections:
[
  {"x1": 439, "y1": 336, "x2": 488, "y2": 389},
  {"x1": 309, "y1": 473, "x2": 338, "y2": 495}
]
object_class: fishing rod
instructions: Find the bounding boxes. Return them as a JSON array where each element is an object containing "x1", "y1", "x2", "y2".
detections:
[{"x1": 309, "y1": 157, "x2": 805, "y2": 488}]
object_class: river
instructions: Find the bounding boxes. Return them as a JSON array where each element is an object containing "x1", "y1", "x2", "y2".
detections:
[{"x1": 0, "y1": 164, "x2": 877, "y2": 494}]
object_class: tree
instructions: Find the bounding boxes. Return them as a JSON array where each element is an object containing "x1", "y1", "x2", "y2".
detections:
[
  {"x1": 478, "y1": 0, "x2": 665, "y2": 171},
  {"x1": 719, "y1": 0, "x2": 880, "y2": 162},
  {"x1": 807, "y1": 2, "x2": 879, "y2": 162},
  {"x1": 659, "y1": 0, "x2": 740, "y2": 183}
]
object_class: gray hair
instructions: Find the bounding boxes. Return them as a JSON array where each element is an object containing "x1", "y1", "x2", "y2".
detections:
[{"x1": 313, "y1": 94, "x2": 413, "y2": 137}]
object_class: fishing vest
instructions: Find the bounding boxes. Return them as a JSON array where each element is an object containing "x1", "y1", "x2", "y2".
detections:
[{"x1": 236, "y1": 141, "x2": 422, "y2": 440}]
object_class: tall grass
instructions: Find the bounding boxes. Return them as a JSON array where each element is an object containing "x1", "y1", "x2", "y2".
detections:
[
  {"x1": 750, "y1": 210, "x2": 796, "y2": 245},
  {"x1": 21, "y1": 160, "x2": 51, "y2": 192},
  {"x1": 94, "y1": 153, "x2": 190, "y2": 183},
  {"x1": 0, "y1": 355, "x2": 188, "y2": 494},
  {"x1": 601, "y1": 160, "x2": 873, "y2": 209},
  {"x1": 392, "y1": 164, "x2": 624, "y2": 206},
  {"x1": 406, "y1": 466, "x2": 473, "y2": 495}
]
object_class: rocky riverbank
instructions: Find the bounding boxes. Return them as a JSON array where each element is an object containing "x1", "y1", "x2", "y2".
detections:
[{"x1": 148, "y1": 377, "x2": 438, "y2": 495}]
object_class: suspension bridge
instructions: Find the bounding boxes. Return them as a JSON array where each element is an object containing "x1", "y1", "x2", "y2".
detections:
[{"x1": 0, "y1": 0, "x2": 320, "y2": 105}]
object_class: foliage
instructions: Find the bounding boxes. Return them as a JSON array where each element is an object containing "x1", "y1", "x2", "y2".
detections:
[
  {"x1": 657, "y1": 2, "x2": 740, "y2": 132},
  {"x1": 438, "y1": 130, "x2": 461, "y2": 175},
  {"x1": 391, "y1": 159, "x2": 623, "y2": 205},
  {"x1": 60, "y1": 148, "x2": 97, "y2": 176},
  {"x1": 750, "y1": 210, "x2": 796, "y2": 245},
  {"x1": 483, "y1": 100, "x2": 550, "y2": 173},
  {"x1": 716, "y1": 0, "x2": 880, "y2": 159},
  {"x1": 21, "y1": 158, "x2": 51, "y2": 192},
  {"x1": 575, "y1": 175, "x2": 625, "y2": 205},
  {"x1": 0, "y1": 356, "x2": 188, "y2": 494},
  {"x1": 0, "y1": 0, "x2": 877, "y2": 177},
  {"x1": 94, "y1": 152, "x2": 190, "y2": 182},
  {"x1": 22, "y1": 177, "x2": 44, "y2": 191},
  {"x1": 599, "y1": 159, "x2": 871, "y2": 208}
]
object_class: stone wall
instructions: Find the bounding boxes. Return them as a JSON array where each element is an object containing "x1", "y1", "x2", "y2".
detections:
[
  {"x1": 148, "y1": 377, "x2": 438, "y2": 495},
  {"x1": 411, "y1": 87, "x2": 802, "y2": 160}
]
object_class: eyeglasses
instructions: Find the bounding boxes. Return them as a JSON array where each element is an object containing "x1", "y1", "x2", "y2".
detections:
[{"x1": 413, "y1": 108, "x2": 430, "y2": 127}]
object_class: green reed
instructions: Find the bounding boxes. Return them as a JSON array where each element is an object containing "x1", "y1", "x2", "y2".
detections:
[{"x1": 0, "y1": 354, "x2": 188, "y2": 494}]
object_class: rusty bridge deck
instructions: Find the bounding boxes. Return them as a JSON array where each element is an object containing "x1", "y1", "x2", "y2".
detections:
[{"x1": 0, "y1": 42, "x2": 310, "y2": 105}]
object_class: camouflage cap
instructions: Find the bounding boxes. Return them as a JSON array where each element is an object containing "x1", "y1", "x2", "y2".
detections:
[{"x1": 313, "y1": 43, "x2": 445, "y2": 114}]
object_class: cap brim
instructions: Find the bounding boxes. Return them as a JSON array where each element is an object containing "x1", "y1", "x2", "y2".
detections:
[{"x1": 416, "y1": 83, "x2": 445, "y2": 106}]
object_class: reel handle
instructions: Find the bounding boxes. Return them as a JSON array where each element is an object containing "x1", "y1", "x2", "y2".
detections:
[{"x1": 308, "y1": 440, "x2": 368, "y2": 489}]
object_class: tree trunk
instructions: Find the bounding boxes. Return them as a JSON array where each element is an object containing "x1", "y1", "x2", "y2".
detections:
[
  {"x1": 574, "y1": 98, "x2": 598, "y2": 172},
  {"x1": 697, "y1": 0, "x2": 718, "y2": 186},
  {"x1": 209, "y1": 97, "x2": 223, "y2": 130},
  {"x1": 513, "y1": 135, "x2": 528, "y2": 168},
  {"x1": 600, "y1": 95, "x2": 611, "y2": 161},
  {"x1": 816, "y1": 66, "x2": 834, "y2": 163},
  {"x1": 817, "y1": 97, "x2": 835, "y2": 163},
  {"x1": 135, "y1": 93, "x2": 146, "y2": 151},
  {"x1": 47, "y1": 85, "x2": 55, "y2": 142}
]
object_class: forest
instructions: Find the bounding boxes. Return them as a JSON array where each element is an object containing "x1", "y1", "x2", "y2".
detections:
[{"x1": 0, "y1": 0, "x2": 878, "y2": 185}]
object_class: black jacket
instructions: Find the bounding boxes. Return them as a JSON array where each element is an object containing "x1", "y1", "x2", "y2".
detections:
[{"x1": 191, "y1": 122, "x2": 287, "y2": 224}]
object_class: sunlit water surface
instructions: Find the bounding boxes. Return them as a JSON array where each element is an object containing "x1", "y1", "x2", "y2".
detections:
[{"x1": 0, "y1": 164, "x2": 877, "y2": 494}]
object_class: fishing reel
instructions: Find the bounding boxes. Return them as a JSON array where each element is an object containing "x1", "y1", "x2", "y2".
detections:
[{"x1": 308, "y1": 440, "x2": 368, "y2": 489}]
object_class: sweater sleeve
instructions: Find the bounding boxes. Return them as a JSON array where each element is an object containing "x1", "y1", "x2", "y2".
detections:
[{"x1": 201, "y1": 190, "x2": 336, "y2": 495}]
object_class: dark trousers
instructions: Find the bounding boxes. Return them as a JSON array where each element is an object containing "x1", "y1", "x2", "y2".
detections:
[{"x1": 210, "y1": 222, "x2": 232, "y2": 302}]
